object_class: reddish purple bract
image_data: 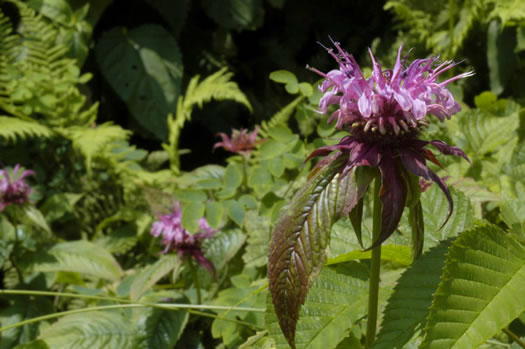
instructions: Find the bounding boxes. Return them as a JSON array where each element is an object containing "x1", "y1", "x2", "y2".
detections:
[
  {"x1": 151, "y1": 202, "x2": 216, "y2": 274},
  {"x1": 213, "y1": 128, "x2": 259, "y2": 155},
  {"x1": 0, "y1": 164, "x2": 35, "y2": 212},
  {"x1": 308, "y1": 40, "x2": 473, "y2": 247}
]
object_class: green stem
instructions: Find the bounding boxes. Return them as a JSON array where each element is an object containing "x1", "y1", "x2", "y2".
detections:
[
  {"x1": 0, "y1": 289, "x2": 264, "y2": 313},
  {"x1": 190, "y1": 258, "x2": 202, "y2": 304},
  {"x1": 365, "y1": 177, "x2": 382, "y2": 348},
  {"x1": 503, "y1": 327, "x2": 525, "y2": 349}
]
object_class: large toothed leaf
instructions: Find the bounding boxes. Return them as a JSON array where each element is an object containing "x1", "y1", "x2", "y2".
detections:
[
  {"x1": 268, "y1": 160, "x2": 372, "y2": 348},
  {"x1": 421, "y1": 224, "x2": 525, "y2": 348},
  {"x1": 373, "y1": 239, "x2": 452, "y2": 349},
  {"x1": 266, "y1": 265, "x2": 369, "y2": 349}
]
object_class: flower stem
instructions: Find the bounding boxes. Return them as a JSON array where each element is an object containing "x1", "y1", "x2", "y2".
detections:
[
  {"x1": 366, "y1": 177, "x2": 382, "y2": 348},
  {"x1": 503, "y1": 327, "x2": 525, "y2": 349},
  {"x1": 190, "y1": 258, "x2": 202, "y2": 304}
]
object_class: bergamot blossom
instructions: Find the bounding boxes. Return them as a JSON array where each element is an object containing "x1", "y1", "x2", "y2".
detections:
[{"x1": 0, "y1": 164, "x2": 35, "y2": 212}]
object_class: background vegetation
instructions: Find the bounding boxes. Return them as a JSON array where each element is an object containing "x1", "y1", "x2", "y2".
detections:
[{"x1": 0, "y1": 0, "x2": 525, "y2": 348}]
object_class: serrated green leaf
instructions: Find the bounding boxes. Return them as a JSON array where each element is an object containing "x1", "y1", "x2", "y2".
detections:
[
  {"x1": 263, "y1": 158, "x2": 285, "y2": 178},
  {"x1": 202, "y1": 0, "x2": 264, "y2": 31},
  {"x1": 459, "y1": 108, "x2": 519, "y2": 157},
  {"x1": 205, "y1": 201, "x2": 223, "y2": 229},
  {"x1": 268, "y1": 160, "x2": 372, "y2": 348},
  {"x1": 326, "y1": 244, "x2": 412, "y2": 266},
  {"x1": 96, "y1": 24, "x2": 183, "y2": 139},
  {"x1": 224, "y1": 200, "x2": 245, "y2": 226},
  {"x1": 40, "y1": 311, "x2": 137, "y2": 348},
  {"x1": 130, "y1": 254, "x2": 181, "y2": 301},
  {"x1": 95, "y1": 225, "x2": 138, "y2": 254},
  {"x1": 223, "y1": 162, "x2": 243, "y2": 193},
  {"x1": 259, "y1": 140, "x2": 290, "y2": 160},
  {"x1": 500, "y1": 199, "x2": 525, "y2": 236},
  {"x1": 421, "y1": 186, "x2": 474, "y2": 247},
  {"x1": 174, "y1": 189, "x2": 207, "y2": 202},
  {"x1": 242, "y1": 211, "x2": 271, "y2": 268},
  {"x1": 248, "y1": 165, "x2": 273, "y2": 196},
  {"x1": 31, "y1": 241, "x2": 122, "y2": 281},
  {"x1": 421, "y1": 225, "x2": 525, "y2": 348},
  {"x1": 239, "y1": 194, "x2": 258, "y2": 209},
  {"x1": 40, "y1": 193, "x2": 82, "y2": 223},
  {"x1": 373, "y1": 240, "x2": 452, "y2": 349},
  {"x1": 133, "y1": 292, "x2": 189, "y2": 349},
  {"x1": 267, "y1": 265, "x2": 368, "y2": 349},
  {"x1": 181, "y1": 201, "x2": 205, "y2": 233},
  {"x1": 204, "y1": 229, "x2": 246, "y2": 272}
]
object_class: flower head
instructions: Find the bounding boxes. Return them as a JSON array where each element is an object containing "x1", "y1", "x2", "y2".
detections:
[
  {"x1": 0, "y1": 164, "x2": 35, "y2": 212},
  {"x1": 151, "y1": 202, "x2": 216, "y2": 274},
  {"x1": 213, "y1": 128, "x2": 259, "y2": 155},
  {"x1": 308, "y1": 39, "x2": 472, "y2": 247}
]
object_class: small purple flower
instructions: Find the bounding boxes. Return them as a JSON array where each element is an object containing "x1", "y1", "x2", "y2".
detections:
[
  {"x1": 213, "y1": 128, "x2": 259, "y2": 155},
  {"x1": 151, "y1": 202, "x2": 216, "y2": 274},
  {"x1": 0, "y1": 164, "x2": 35, "y2": 212},
  {"x1": 308, "y1": 39, "x2": 473, "y2": 247}
]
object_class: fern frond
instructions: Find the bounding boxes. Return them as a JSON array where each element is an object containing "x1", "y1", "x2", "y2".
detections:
[
  {"x1": 259, "y1": 96, "x2": 304, "y2": 137},
  {"x1": 0, "y1": 116, "x2": 54, "y2": 141},
  {"x1": 0, "y1": 1, "x2": 97, "y2": 129},
  {"x1": 182, "y1": 67, "x2": 252, "y2": 116},
  {"x1": 64, "y1": 123, "x2": 130, "y2": 174}
]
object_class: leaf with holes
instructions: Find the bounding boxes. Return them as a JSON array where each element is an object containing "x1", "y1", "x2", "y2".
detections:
[
  {"x1": 267, "y1": 159, "x2": 373, "y2": 348},
  {"x1": 421, "y1": 224, "x2": 525, "y2": 348},
  {"x1": 96, "y1": 24, "x2": 183, "y2": 139}
]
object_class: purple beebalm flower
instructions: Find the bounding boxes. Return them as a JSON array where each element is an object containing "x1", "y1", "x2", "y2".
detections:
[
  {"x1": 307, "y1": 39, "x2": 473, "y2": 247},
  {"x1": 0, "y1": 164, "x2": 35, "y2": 212},
  {"x1": 213, "y1": 127, "x2": 259, "y2": 156},
  {"x1": 151, "y1": 202, "x2": 216, "y2": 274}
]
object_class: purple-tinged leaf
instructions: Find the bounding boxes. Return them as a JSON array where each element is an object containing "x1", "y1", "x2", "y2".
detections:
[
  {"x1": 428, "y1": 140, "x2": 471, "y2": 163},
  {"x1": 268, "y1": 158, "x2": 370, "y2": 348},
  {"x1": 348, "y1": 167, "x2": 379, "y2": 248},
  {"x1": 369, "y1": 156, "x2": 407, "y2": 249},
  {"x1": 399, "y1": 149, "x2": 454, "y2": 229}
]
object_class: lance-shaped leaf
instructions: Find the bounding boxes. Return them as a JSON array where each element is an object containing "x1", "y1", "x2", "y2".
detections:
[
  {"x1": 421, "y1": 224, "x2": 525, "y2": 348},
  {"x1": 267, "y1": 160, "x2": 373, "y2": 348}
]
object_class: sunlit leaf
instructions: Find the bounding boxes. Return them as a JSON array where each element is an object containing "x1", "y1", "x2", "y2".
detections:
[
  {"x1": 267, "y1": 265, "x2": 368, "y2": 349},
  {"x1": 421, "y1": 224, "x2": 525, "y2": 348},
  {"x1": 130, "y1": 254, "x2": 181, "y2": 301},
  {"x1": 268, "y1": 160, "x2": 372, "y2": 347}
]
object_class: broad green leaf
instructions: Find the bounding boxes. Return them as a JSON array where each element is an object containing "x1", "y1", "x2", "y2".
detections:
[
  {"x1": 173, "y1": 189, "x2": 206, "y2": 202},
  {"x1": 421, "y1": 186, "x2": 474, "y2": 247},
  {"x1": 95, "y1": 225, "x2": 138, "y2": 254},
  {"x1": 130, "y1": 254, "x2": 181, "y2": 301},
  {"x1": 487, "y1": 19, "x2": 517, "y2": 95},
  {"x1": 14, "y1": 339, "x2": 49, "y2": 349},
  {"x1": 96, "y1": 24, "x2": 183, "y2": 139},
  {"x1": 421, "y1": 225, "x2": 525, "y2": 348},
  {"x1": 326, "y1": 244, "x2": 412, "y2": 266},
  {"x1": 242, "y1": 211, "x2": 271, "y2": 268},
  {"x1": 373, "y1": 240, "x2": 452, "y2": 349},
  {"x1": 31, "y1": 241, "x2": 122, "y2": 281},
  {"x1": 145, "y1": 0, "x2": 190, "y2": 36},
  {"x1": 224, "y1": 200, "x2": 245, "y2": 226},
  {"x1": 268, "y1": 160, "x2": 372, "y2": 348},
  {"x1": 39, "y1": 311, "x2": 137, "y2": 348},
  {"x1": 205, "y1": 201, "x2": 223, "y2": 229},
  {"x1": 181, "y1": 201, "x2": 205, "y2": 233},
  {"x1": 133, "y1": 292, "x2": 189, "y2": 349},
  {"x1": 248, "y1": 165, "x2": 273, "y2": 196},
  {"x1": 267, "y1": 265, "x2": 368, "y2": 349},
  {"x1": 224, "y1": 163, "x2": 243, "y2": 193},
  {"x1": 263, "y1": 158, "x2": 285, "y2": 178},
  {"x1": 239, "y1": 331, "x2": 276, "y2": 349},
  {"x1": 259, "y1": 139, "x2": 290, "y2": 160},
  {"x1": 204, "y1": 229, "x2": 246, "y2": 271},
  {"x1": 270, "y1": 70, "x2": 299, "y2": 94},
  {"x1": 500, "y1": 199, "x2": 525, "y2": 236},
  {"x1": 212, "y1": 274, "x2": 266, "y2": 346},
  {"x1": 458, "y1": 107, "x2": 519, "y2": 157},
  {"x1": 0, "y1": 297, "x2": 54, "y2": 349},
  {"x1": 202, "y1": 0, "x2": 264, "y2": 31},
  {"x1": 27, "y1": 0, "x2": 73, "y2": 25}
]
